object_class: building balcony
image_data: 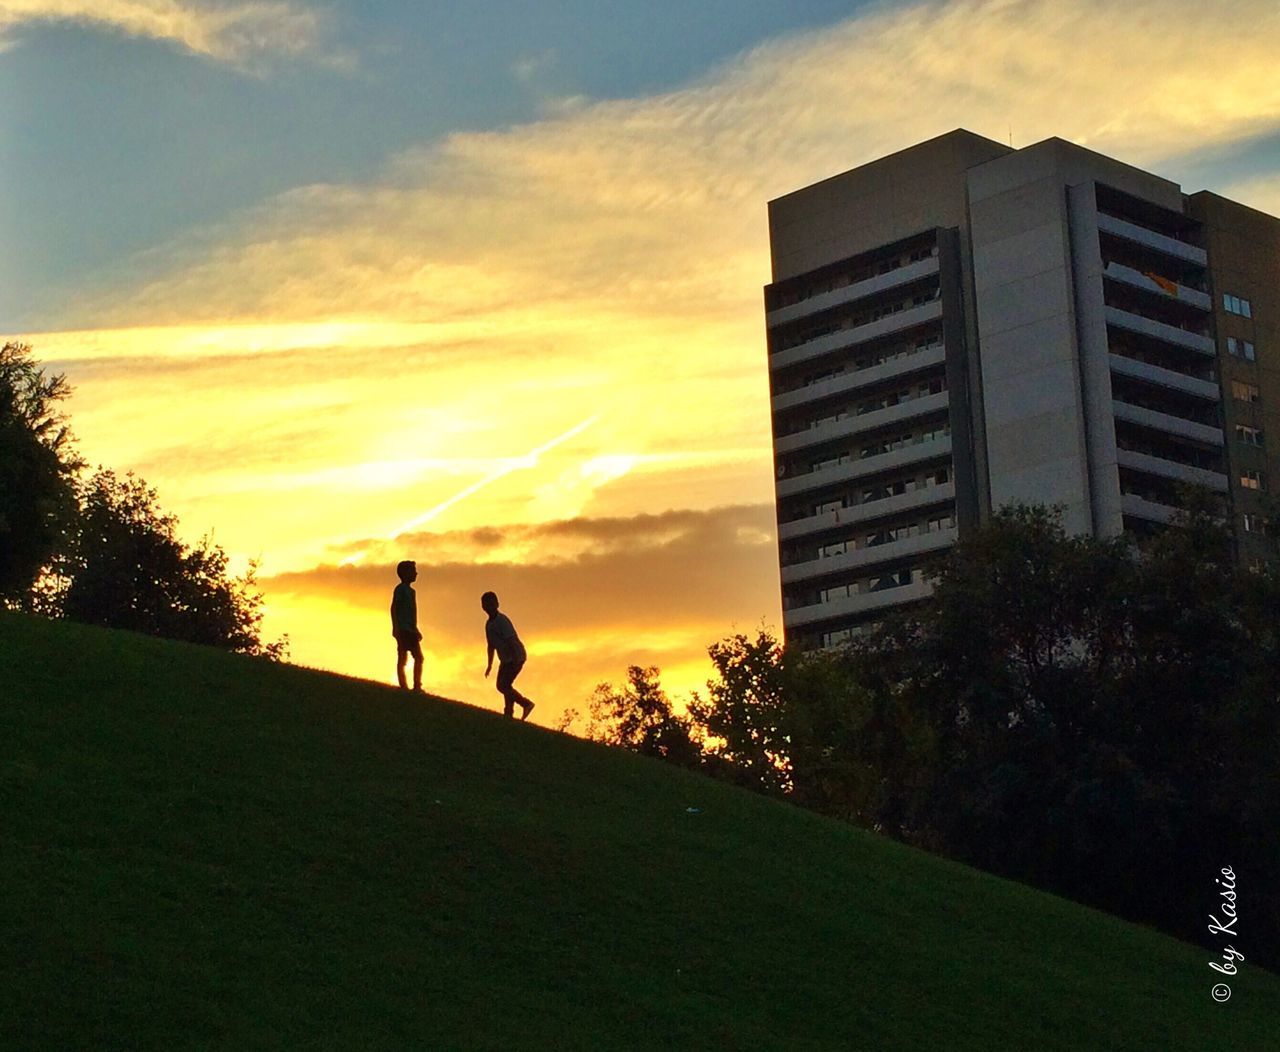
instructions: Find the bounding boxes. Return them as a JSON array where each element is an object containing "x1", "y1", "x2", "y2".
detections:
[
  {"x1": 1104, "y1": 306, "x2": 1215, "y2": 357},
  {"x1": 766, "y1": 257, "x2": 940, "y2": 329},
  {"x1": 1108, "y1": 353, "x2": 1219, "y2": 402},
  {"x1": 778, "y1": 481, "x2": 956, "y2": 542},
  {"x1": 1115, "y1": 448, "x2": 1228, "y2": 492},
  {"x1": 769, "y1": 301, "x2": 944, "y2": 373},
  {"x1": 1097, "y1": 212, "x2": 1208, "y2": 266},
  {"x1": 1102, "y1": 261, "x2": 1211, "y2": 312},
  {"x1": 1111, "y1": 400, "x2": 1223, "y2": 447},
  {"x1": 776, "y1": 435, "x2": 953, "y2": 499},
  {"x1": 1120, "y1": 493, "x2": 1178, "y2": 525},
  {"x1": 781, "y1": 527, "x2": 958, "y2": 586},
  {"x1": 783, "y1": 579, "x2": 934, "y2": 629},
  {"x1": 771, "y1": 343, "x2": 947, "y2": 413},
  {"x1": 774, "y1": 391, "x2": 950, "y2": 455}
]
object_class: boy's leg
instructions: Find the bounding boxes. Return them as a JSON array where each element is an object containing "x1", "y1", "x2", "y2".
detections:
[
  {"x1": 396, "y1": 643, "x2": 409, "y2": 690},
  {"x1": 506, "y1": 660, "x2": 534, "y2": 719},
  {"x1": 411, "y1": 641, "x2": 424, "y2": 692},
  {"x1": 496, "y1": 662, "x2": 518, "y2": 717}
]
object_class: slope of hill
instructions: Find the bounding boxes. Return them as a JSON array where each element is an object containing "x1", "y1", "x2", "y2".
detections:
[{"x1": 2, "y1": 612, "x2": 1275, "y2": 1049}]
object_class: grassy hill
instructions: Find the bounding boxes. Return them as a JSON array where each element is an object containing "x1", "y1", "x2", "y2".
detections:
[{"x1": 2, "y1": 612, "x2": 1276, "y2": 1050}]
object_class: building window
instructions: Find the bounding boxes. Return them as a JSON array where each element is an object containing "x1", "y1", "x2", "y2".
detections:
[
  {"x1": 1226, "y1": 337, "x2": 1257, "y2": 361},
  {"x1": 812, "y1": 452, "x2": 851, "y2": 472},
  {"x1": 870, "y1": 568, "x2": 914, "y2": 592},
  {"x1": 1243, "y1": 513, "x2": 1266, "y2": 535},
  {"x1": 1241, "y1": 470, "x2": 1266, "y2": 491},
  {"x1": 822, "y1": 627, "x2": 858, "y2": 647},
  {"x1": 1232, "y1": 380, "x2": 1261, "y2": 403},
  {"x1": 1236, "y1": 424, "x2": 1265, "y2": 447},
  {"x1": 1224, "y1": 293, "x2": 1253, "y2": 318}
]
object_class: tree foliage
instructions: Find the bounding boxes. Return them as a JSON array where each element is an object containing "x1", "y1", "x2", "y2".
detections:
[
  {"x1": 575, "y1": 666, "x2": 702, "y2": 769},
  {"x1": 0, "y1": 342, "x2": 82, "y2": 603},
  {"x1": 1, "y1": 341, "x2": 284, "y2": 658},
  {"x1": 859, "y1": 503, "x2": 1278, "y2": 961},
  {"x1": 59, "y1": 469, "x2": 286, "y2": 659}
]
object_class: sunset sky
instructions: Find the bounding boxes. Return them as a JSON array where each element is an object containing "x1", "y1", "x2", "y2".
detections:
[{"x1": 4, "y1": 0, "x2": 1280, "y2": 724}]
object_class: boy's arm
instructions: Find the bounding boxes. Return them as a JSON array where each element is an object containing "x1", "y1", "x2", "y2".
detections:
[{"x1": 485, "y1": 641, "x2": 495, "y2": 677}]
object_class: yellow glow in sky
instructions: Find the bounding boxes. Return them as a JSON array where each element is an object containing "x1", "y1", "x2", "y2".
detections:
[{"x1": 11, "y1": 0, "x2": 1280, "y2": 724}]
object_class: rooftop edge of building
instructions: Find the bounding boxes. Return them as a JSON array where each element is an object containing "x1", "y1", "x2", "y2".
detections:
[
  {"x1": 1186, "y1": 189, "x2": 1280, "y2": 232},
  {"x1": 767, "y1": 129, "x2": 1012, "y2": 282},
  {"x1": 964, "y1": 135, "x2": 1186, "y2": 214},
  {"x1": 767, "y1": 128, "x2": 1011, "y2": 211}
]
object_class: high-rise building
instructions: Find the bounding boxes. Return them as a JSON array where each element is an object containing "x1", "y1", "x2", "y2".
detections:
[{"x1": 764, "y1": 130, "x2": 1280, "y2": 650}]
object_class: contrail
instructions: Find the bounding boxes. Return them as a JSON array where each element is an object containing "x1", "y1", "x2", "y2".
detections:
[
  {"x1": 337, "y1": 415, "x2": 599, "y2": 566},
  {"x1": 391, "y1": 414, "x2": 599, "y2": 537}
]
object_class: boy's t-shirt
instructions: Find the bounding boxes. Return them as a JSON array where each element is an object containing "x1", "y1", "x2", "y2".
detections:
[
  {"x1": 486, "y1": 612, "x2": 527, "y2": 665},
  {"x1": 391, "y1": 582, "x2": 417, "y2": 635}
]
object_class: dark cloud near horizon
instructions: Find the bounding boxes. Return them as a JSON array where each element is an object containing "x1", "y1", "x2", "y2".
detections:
[
  {"x1": 326, "y1": 503, "x2": 775, "y2": 560},
  {"x1": 267, "y1": 503, "x2": 781, "y2": 646}
]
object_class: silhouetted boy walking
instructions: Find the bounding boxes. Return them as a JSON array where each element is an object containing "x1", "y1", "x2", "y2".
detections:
[
  {"x1": 482, "y1": 591, "x2": 533, "y2": 720},
  {"x1": 391, "y1": 560, "x2": 423, "y2": 692}
]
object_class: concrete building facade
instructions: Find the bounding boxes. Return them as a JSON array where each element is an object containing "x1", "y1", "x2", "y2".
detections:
[{"x1": 765, "y1": 130, "x2": 1279, "y2": 650}]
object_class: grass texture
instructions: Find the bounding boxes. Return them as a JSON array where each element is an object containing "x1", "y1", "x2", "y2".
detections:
[{"x1": 2, "y1": 612, "x2": 1276, "y2": 1049}]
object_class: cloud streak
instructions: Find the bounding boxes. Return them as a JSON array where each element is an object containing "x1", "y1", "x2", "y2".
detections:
[
  {"x1": 0, "y1": 0, "x2": 340, "y2": 68},
  {"x1": 56, "y1": 0, "x2": 1280, "y2": 330}
]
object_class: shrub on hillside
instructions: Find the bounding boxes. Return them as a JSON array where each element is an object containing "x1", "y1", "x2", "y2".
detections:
[{"x1": 567, "y1": 665, "x2": 703, "y2": 769}]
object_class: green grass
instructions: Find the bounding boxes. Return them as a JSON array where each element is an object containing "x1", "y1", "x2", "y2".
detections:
[{"x1": 2, "y1": 612, "x2": 1276, "y2": 1050}]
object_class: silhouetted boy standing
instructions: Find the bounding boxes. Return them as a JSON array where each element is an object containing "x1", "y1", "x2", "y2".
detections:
[
  {"x1": 482, "y1": 591, "x2": 533, "y2": 720},
  {"x1": 391, "y1": 560, "x2": 423, "y2": 692}
]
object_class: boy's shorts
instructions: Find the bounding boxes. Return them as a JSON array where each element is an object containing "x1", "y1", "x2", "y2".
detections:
[
  {"x1": 495, "y1": 659, "x2": 525, "y2": 693},
  {"x1": 394, "y1": 631, "x2": 423, "y2": 658}
]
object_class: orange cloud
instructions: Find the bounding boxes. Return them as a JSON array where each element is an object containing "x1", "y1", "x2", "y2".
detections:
[
  {"x1": 269, "y1": 504, "x2": 779, "y2": 637},
  {"x1": 263, "y1": 504, "x2": 782, "y2": 724}
]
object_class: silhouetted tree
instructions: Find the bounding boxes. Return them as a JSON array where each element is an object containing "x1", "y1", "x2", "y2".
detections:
[
  {"x1": 689, "y1": 630, "x2": 791, "y2": 796},
  {"x1": 686, "y1": 629, "x2": 926, "y2": 825},
  {"x1": 0, "y1": 342, "x2": 81, "y2": 605},
  {"x1": 583, "y1": 630, "x2": 906, "y2": 821},
  {"x1": 579, "y1": 666, "x2": 703, "y2": 768},
  {"x1": 61, "y1": 469, "x2": 286, "y2": 659},
  {"x1": 853, "y1": 502, "x2": 1279, "y2": 963}
]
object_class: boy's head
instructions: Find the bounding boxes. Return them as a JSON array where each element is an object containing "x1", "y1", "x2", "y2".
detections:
[
  {"x1": 480, "y1": 590, "x2": 499, "y2": 615},
  {"x1": 397, "y1": 560, "x2": 417, "y2": 584}
]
